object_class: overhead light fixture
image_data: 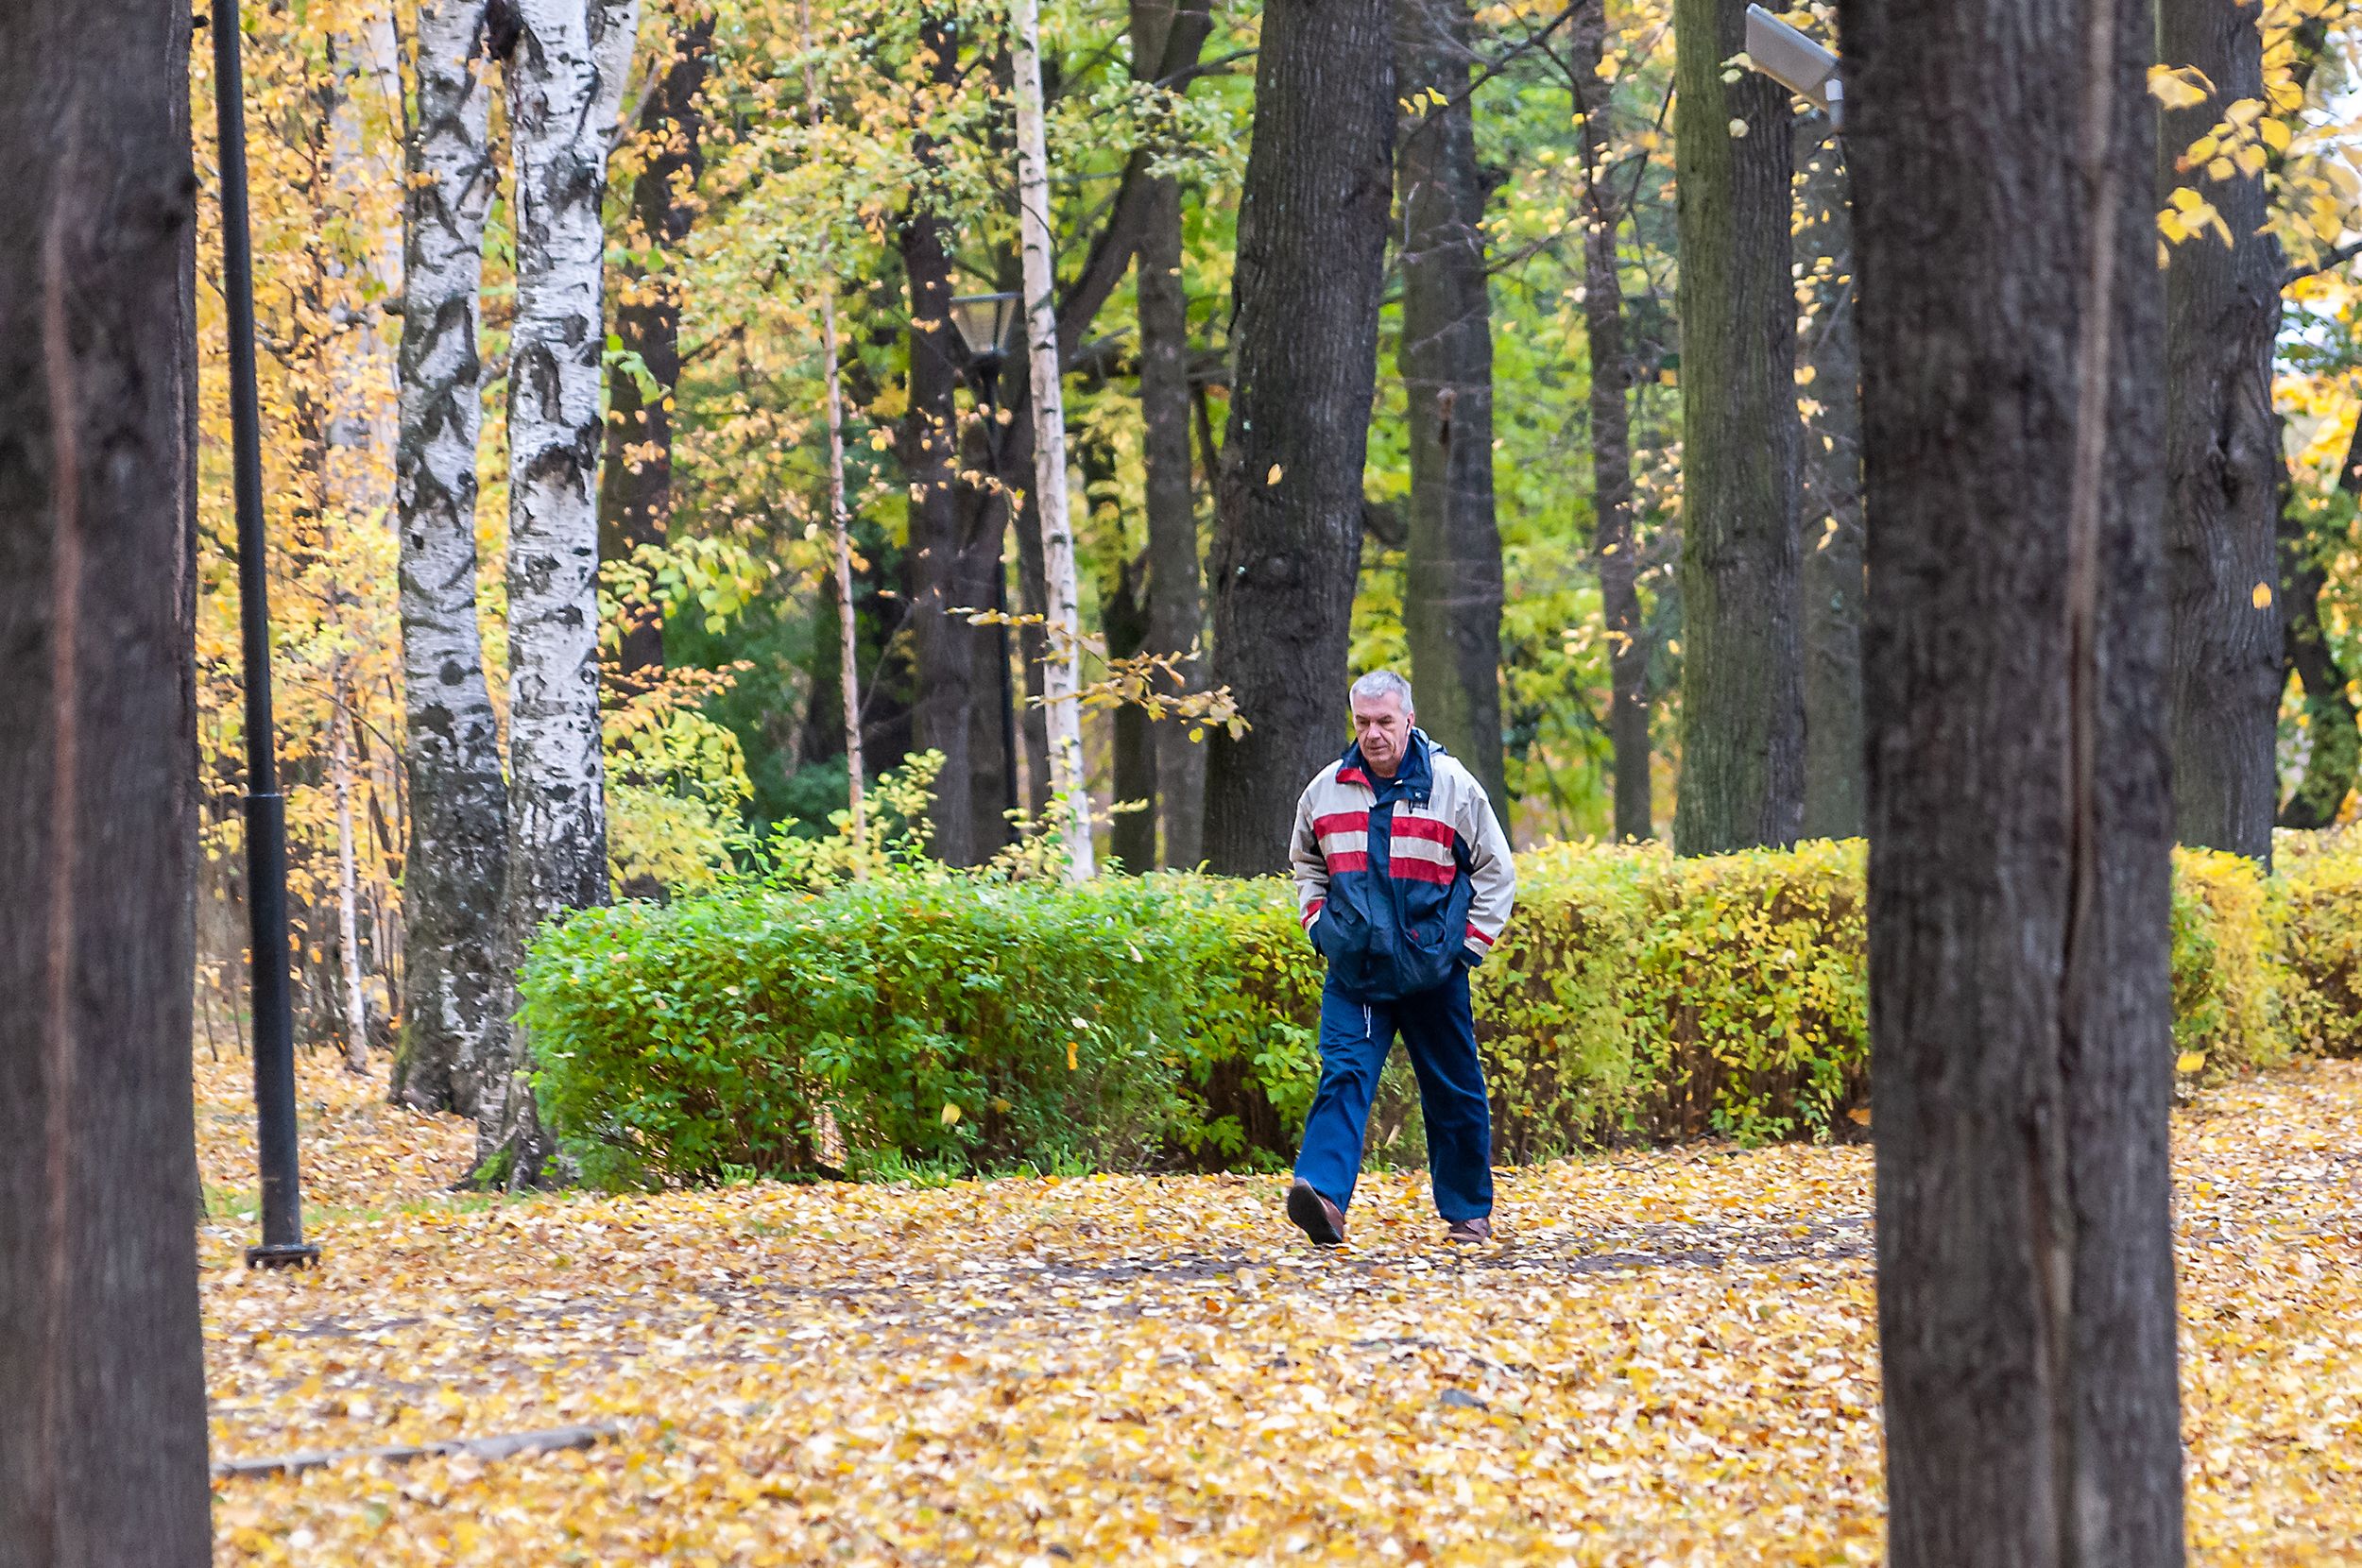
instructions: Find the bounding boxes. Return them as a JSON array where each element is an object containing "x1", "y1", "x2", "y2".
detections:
[{"x1": 1745, "y1": 5, "x2": 1842, "y2": 128}]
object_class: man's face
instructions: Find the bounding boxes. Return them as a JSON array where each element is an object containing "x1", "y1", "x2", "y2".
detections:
[{"x1": 1351, "y1": 692, "x2": 1413, "y2": 776}]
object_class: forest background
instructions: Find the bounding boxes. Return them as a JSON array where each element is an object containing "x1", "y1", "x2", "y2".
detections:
[{"x1": 188, "y1": 0, "x2": 2362, "y2": 1085}]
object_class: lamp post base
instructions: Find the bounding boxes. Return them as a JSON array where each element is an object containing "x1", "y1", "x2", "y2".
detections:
[{"x1": 245, "y1": 1242, "x2": 321, "y2": 1270}]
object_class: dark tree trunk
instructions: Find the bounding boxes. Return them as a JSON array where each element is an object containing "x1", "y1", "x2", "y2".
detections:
[
  {"x1": 1395, "y1": 0, "x2": 1507, "y2": 812},
  {"x1": 1134, "y1": 0, "x2": 1206, "y2": 868},
  {"x1": 1570, "y1": 2, "x2": 1649, "y2": 843},
  {"x1": 1796, "y1": 123, "x2": 1866, "y2": 841},
  {"x1": 1106, "y1": 553, "x2": 1156, "y2": 870},
  {"x1": 2280, "y1": 416, "x2": 2358, "y2": 828},
  {"x1": 597, "y1": 12, "x2": 713, "y2": 682},
  {"x1": 1203, "y1": 0, "x2": 1393, "y2": 875},
  {"x1": 1669, "y1": 0, "x2": 1805, "y2": 856},
  {"x1": 0, "y1": 2, "x2": 212, "y2": 1558},
  {"x1": 899, "y1": 22, "x2": 1012, "y2": 865},
  {"x1": 1845, "y1": 0, "x2": 2187, "y2": 1557},
  {"x1": 2161, "y1": 0, "x2": 2281, "y2": 865},
  {"x1": 995, "y1": 320, "x2": 1055, "y2": 825}
]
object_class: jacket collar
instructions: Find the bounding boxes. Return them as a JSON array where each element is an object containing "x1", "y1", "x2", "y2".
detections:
[{"x1": 1339, "y1": 728, "x2": 1437, "y2": 805}]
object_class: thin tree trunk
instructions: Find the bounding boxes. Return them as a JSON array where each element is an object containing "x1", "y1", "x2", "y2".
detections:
[
  {"x1": 803, "y1": 0, "x2": 865, "y2": 857},
  {"x1": 1013, "y1": 0, "x2": 1095, "y2": 878},
  {"x1": 1395, "y1": 0, "x2": 1507, "y2": 812},
  {"x1": 598, "y1": 11, "x2": 713, "y2": 683},
  {"x1": 1133, "y1": 0, "x2": 1206, "y2": 868},
  {"x1": 1106, "y1": 552, "x2": 1157, "y2": 870},
  {"x1": 1082, "y1": 422, "x2": 1155, "y2": 869},
  {"x1": 0, "y1": 0, "x2": 212, "y2": 1555},
  {"x1": 2280, "y1": 415, "x2": 2358, "y2": 827},
  {"x1": 1203, "y1": 0, "x2": 1393, "y2": 875},
  {"x1": 391, "y1": 0, "x2": 510, "y2": 1116},
  {"x1": 2161, "y1": 0, "x2": 2281, "y2": 865},
  {"x1": 488, "y1": 0, "x2": 640, "y2": 1180},
  {"x1": 324, "y1": 10, "x2": 402, "y2": 537},
  {"x1": 1845, "y1": 0, "x2": 2187, "y2": 1555},
  {"x1": 1796, "y1": 121, "x2": 1865, "y2": 841},
  {"x1": 819, "y1": 284, "x2": 866, "y2": 854},
  {"x1": 332, "y1": 667, "x2": 371, "y2": 1072},
  {"x1": 1670, "y1": 0, "x2": 1805, "y2": 856},
  {"x1": 1002, "y1": 344, "x2": 1056, "y2": 824},
  {"x1": 1570, "y1": 3, "x2": 1648, "y2": 843}
]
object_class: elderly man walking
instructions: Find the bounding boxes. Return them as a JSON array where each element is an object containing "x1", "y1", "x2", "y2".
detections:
[{"x1": 1286, "y1": 671, "x2": 1515, "y2": 1245}]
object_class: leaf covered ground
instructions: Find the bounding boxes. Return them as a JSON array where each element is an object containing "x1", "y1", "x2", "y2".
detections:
[{"x1": 197, "y1": 1049, "x2": 2361, "y2": 1565}]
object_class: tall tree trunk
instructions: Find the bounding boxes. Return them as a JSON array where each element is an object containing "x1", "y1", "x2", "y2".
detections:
[
  {"x1": 0, "y1": 0, "x2": 212, "y2": 1555},
  {"x1": 1670, "y1": 0, "x2": 1805, "y2": 856},
  {"x1": 1001, "y1": 342, "x2": 1056, "y2": 825},
  {"x1": 324, "y1": 9, "x2": 403, "y2": 536},
  {"x1": 1013, "y1": 0, "x2": 1095, "y2": 878},
  {"x1": 488, "y1": 0, "x2": 640, "y2": 1179},
  {"x1": 1845, "y1": 0, "x2": 2187, "y2": 1556},
  {"x1": 1133, "y1": 0, "x2": 1206, "y2": 868},
  {"x1": 819, "y1": 283, "x2": 867, "y2": 853},
  {"x1": 898, "y1": 126, "x2": 1012, "y2": 863},
  {"x1": 1203, "y1": 0, "x2": 1393, "y2": 875},
  {"x1": 392, "y1": 0, "x2": 510, "y2": 1116},
  {"x1": 2162, "y1": 0, "x2": 2281, "y2": 865},
  {"x1": 332, "y1": 667, "x2": 371, "y2": 1071},
  {"x1": 1395, "y1": 0, "x2": 1508, "y2": 811},
  {"x1": 1796, "y1": 122, "x2": 1866, "y2": 841},
  {"x1": 2280, "y1": 415, "x2": 2358, "y2": 827},
  {"x1": 1106, "y1": 554, "x2": 1157, "y2": 870},
  {"x1": 1570, "y1": 3, "x2": 1649, "y2": 843},
  {"x1": 598, "y1": 10, "x2": 713, "y2": 683}
]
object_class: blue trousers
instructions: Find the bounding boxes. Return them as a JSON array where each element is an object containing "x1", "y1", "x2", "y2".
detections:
[{"x1": 1292, "y1": 968, "x2": 1494, "y2": 1222}]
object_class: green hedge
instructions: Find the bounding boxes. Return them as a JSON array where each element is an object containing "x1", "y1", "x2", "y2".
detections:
[{"x1": 520, "y1": 837, "x2": 2334, "y2": 1190}]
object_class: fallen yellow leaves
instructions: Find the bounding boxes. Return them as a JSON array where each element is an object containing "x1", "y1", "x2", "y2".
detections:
[{"x1": 197, "y1": 1050, "x2": 2362, "y2": 1564}]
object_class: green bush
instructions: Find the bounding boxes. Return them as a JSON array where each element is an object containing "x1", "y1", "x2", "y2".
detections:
[
  {"x1": 522, "y1": 839, "x2": 2292, "y2": 1189},
  {"x1": 2276, "y1": 829, "x2": 2362, "y2": 1058}
]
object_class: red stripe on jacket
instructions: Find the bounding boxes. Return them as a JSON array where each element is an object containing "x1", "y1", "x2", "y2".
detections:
[
  {"x1": 1313, "y1": 810, "x2": 1371, "y2": 838},
  {"x1": 1326, "y1": 851, "x2": 1372, "y2": 872},
  {"x1": 1390, "y1": 814, "x2": 1458, "y2": 846},
  {"x1": 1465, "y1": 923, "x2": 1495, "y2": 947},
  {"x1": 1388, "y1": 858, "x2": 1455, "y2": 885},
  {"x1": 1303, "y1": 898, "x2": 1325, "y2": 929}
]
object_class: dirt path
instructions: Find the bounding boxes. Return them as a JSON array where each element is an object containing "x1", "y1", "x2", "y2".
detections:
[{"x1": 197, "y1": 1051, "x2": 2361, "y2": 1565}]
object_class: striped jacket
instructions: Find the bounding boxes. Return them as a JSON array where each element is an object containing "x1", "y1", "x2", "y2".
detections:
[{"x1": 1290, "y1": 730, "x2": 1515, "y2": 1002}]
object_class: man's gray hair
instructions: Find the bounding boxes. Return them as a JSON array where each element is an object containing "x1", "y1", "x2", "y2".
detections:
[{"x1": 1350, "y1": 669, "x2": 1414, "y2": 712}]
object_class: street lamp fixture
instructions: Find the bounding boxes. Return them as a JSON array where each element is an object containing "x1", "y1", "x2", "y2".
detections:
[
  {"x1": 1745, "y1": 5, "x2": 1842, "y2": 128},
  {"x1": 949, "y1": 291, "x2": 1022, "y2": 405}
]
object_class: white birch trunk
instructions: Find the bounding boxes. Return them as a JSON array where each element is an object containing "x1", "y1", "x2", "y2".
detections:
[
  {"x1": 331, "y1": 669, "x2": 371, "y2": 1072},
  {"x1": 487, "y1": 0, "x2": 642, "y2": 1177},
  {"x1": 821, "y1": 288, "x2": 869, "y2": 860},
  {"x1": 1011, "y1": 0, "x2": 1095, "y2": 879},
  {"x1": 391, "y1": 0, "x2": 511, "y2": 1116},
  {"x1": 800, "y1": 0, "x2": 866, "y2": 860}
]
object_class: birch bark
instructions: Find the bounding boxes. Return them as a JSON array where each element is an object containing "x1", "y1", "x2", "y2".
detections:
[
  {"x1": 391, "y1": 0, "x2": 510, "y2": 1116},
  {"x1": 331, "y1": 669, "x2": 370, "y2": 1071},
  {"x1": 1012, "y1": 0, "x2": 1096, "y2": 878},
  {"x1": 488, "y1": 0, "x2": 641, "y2": 1176}
]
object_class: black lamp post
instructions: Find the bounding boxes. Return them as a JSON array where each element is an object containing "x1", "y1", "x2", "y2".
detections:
[
  {"x1": 949, "y1": 292, "x2": 1024, "y2": 822},
  {"x1": 211, "y1": 0, "x2": 317, "y2": 1270}
]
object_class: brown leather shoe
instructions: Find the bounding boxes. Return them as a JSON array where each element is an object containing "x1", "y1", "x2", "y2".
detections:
[
  {"x1": 1287, "y1": 1179, "x2": 1346, "y2": 1246},
  {"x1": 1445, "y1": 1215, "x2": 1493, "y2": 1244}
]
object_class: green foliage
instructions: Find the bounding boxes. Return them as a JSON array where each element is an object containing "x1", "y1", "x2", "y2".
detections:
[
  {"x1": 2171, "y1": 845, "x2": 2285, "y2": 1076},
  {"x1": 524, "y1": 839, "x2": 2307, "y2": 1191},
  {"x1": 2275, "y1": 829, "x2": 2362, "y2": 1058}
]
